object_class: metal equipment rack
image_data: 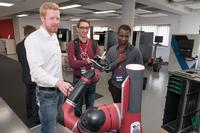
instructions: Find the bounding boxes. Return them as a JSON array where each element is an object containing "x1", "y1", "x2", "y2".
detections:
[{"x1": 161, "y1": 69, "x2": 200, "y2": 133}]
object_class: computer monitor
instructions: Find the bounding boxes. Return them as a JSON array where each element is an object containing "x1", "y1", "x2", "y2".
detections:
[
  {"x1": 178, "y1": 39, "x2": 194, "y2": 58},
  {"x1": 155, "y1": 36, "x2": 163, "y2": 43},
  {"x1": 57, "y1": 28, "x2": 71, "y2": 42},
  {"x1": 178, "y1": 39, "x2": 194, "y2": 50},
  {"x1": 93, "y1": 34, "x2": 100, "y2": 41},
  {"x1": 104, "y1": 31, "x2": 117, "y2": 51}
]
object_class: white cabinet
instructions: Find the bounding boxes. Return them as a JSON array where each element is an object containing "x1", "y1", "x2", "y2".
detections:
[
  {"x1": 0, "y1": 39, "x2": 16, "y2": 54},
  {"x1": 0, "y1": 40, "x2": 6, "y2": 53}
]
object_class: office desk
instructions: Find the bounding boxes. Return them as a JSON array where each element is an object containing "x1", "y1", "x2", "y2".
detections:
[{"x1": 0, "y1": 97, "x2": 30, "y2": 133}]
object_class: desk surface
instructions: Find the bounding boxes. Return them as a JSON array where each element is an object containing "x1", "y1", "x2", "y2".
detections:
[
  {"x1": 30, "y1": 123, "x2": 73, "y2": 133},
  {"x1": 0, "y1": 97, "x2": 30, "y2": 133}
]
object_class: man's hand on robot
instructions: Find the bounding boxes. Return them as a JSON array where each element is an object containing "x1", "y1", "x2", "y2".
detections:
[{"x1": 67, "y1": 85, "x2": 74, "y2": 97}]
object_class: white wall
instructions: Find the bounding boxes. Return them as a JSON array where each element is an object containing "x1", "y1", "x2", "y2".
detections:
[
  {"x1": 13, "y1": 17, "x2": 121, "y2": 45},
  {"x1": 15, "y1": 17, "x2": 41, "y2": 43},
  {"x1": 134, "y1": 11, "x2": 200, "y2": 64},
  {"x1": 178, "y1": 11, "x2": 200, "y2": 68},
  {"x1": 134, "y1": 14, "x2": 181, "y2": 62},
  {"x1": 135, "y1": 14, "x2": 181, "y2": 35},
  {"x1": 14, "y1": 17, "x2": 121, "y2": 43},
  {"x1": 179, "y1": 10, "x2": 200, "y2": 34},
  {"x1": 90, "y1": 18, "x2": 120, "y2": 32},
  {"x1": 13, "y1": 17, "x2": 20, "y2": 45},
  {"x1": 15, "y1": 17, "x2": 73, "y2": 43}
]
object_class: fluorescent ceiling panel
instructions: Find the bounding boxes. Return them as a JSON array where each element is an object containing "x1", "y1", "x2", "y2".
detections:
[
  {"x1": 0, "y1": 2, "x2": 14, "y2": 7},
  {"x1": 69, "y1": 18, "x2": 80, "y2": 21},
  {"x1": 59, "y1": 4, "x2": 81, "y2": 10},
  {"x1": 16, "y1": 14, "x2": 28, "y2": 17},
  {"x1": 138, "y1": 13, "x2": 168, "y2": 17},
  {"x1": 84, "y1": 2, "x2": 121, "y2": 10},
  {"x1": 94, "y1": 10, "x2": 116, "y2": 14},
  {"x1": 61, "y1": 8, "x2": 92, "y2": 14}
]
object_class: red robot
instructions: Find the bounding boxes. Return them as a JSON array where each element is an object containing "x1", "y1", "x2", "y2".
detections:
[{"x1": 62, "y1": 56, "x2": 144, "y2": 133}]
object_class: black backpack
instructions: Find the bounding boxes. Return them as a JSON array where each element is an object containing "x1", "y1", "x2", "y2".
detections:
[{"x1": 73, "y1": 38, "x2": 97, "y2": 57}]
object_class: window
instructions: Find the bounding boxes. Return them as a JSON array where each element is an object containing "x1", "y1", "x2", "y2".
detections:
[
  {"x1": 93, "y1": 26, "x2": 109, "y2": 45},
  {"x1": 134, "y1": 25, "x2": 170, "y2": 46},
  {"x1": 93, "y1": 27, "x2": 108, "y2": 32}
]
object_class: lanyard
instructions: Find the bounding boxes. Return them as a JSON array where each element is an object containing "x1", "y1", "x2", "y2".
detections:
[
  {"x1": 117, "y1": 48, "x2": 125, "y2": 76},
  {"x1": 80, "y1": 40, "x2": 89, "y2": 60},
  {"x1": 117, "y1": 65, "x2": 122, "y2": 76}
]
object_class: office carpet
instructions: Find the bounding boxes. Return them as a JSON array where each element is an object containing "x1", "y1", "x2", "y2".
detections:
[
  {"x1": 0, "y1": 54, "x2": 103, "y2": 128},
  {"x1": 0, "y1": 54, "x2": 33, "y2": 127}
]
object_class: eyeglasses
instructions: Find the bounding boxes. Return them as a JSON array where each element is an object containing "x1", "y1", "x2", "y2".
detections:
[{"x1": 79, "y1": 26, "x2": 90, "y2": 30}]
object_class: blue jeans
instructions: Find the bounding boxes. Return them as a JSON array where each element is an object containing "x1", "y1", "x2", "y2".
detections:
[
  {"x1": 36, "y1": 87, "x2": 64, "y2": 133},
  {"x1": 73, "y1": 76, "x2": 96, "y2": 117}
]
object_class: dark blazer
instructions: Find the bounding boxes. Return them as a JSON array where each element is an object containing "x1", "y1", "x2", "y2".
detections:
[{"x1": 16, "y1": 39, "x2": 35, "y2": 85}]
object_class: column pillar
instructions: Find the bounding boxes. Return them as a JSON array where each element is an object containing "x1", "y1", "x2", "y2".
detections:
[{"x1": 121, "y1": 0, "x2": 136, "y2": 43}]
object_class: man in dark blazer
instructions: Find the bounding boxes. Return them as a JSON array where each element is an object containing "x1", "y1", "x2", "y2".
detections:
[{"x1": 16, "y1": 25, "x2": 39, "y2": 122}]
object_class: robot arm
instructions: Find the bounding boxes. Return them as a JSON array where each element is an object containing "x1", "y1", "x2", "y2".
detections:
[
  {"x1": 62, "y1": 56, "x2": 110, "y2": 133},
  {"x1": 62, "y1": 56, "x2": 144, "y2": 133},
  {"x1": 62, "y1": 68, "x2": 100, "y2": 133},
  {"x1": 63, "y1": 94, "x2": 121, "y2": 133}
]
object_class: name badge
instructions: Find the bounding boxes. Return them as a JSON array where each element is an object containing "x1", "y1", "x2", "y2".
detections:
[{"x1": 116, "y1": 76, "x2": 123, "y2": 82}]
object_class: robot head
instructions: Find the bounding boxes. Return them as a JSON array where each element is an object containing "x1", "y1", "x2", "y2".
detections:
[{"x1": 78, "y1": 107, "x2": 106, "y2": 133}]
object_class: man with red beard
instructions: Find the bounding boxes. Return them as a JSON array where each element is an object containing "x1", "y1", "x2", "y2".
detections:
[{"x1": 25, "y1": 2, "x2": 72, "y2": 133}]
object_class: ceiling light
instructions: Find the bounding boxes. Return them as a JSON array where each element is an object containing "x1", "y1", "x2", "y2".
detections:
[
  {"x1": 16, "y1": 14, "x2": 28, "y2": 17},
  {"x1": 94, "y1": 10, "x2": 116, "y2": 14},
  {"x1": 0, "y1": 2, "x2": 14, "y2": 7},
  {"x1": 59, "y1": 4, "x2": 81, "y2": 10},
  {"x1": 69, "y1": 18, "x2": 80, "y2": 21}
]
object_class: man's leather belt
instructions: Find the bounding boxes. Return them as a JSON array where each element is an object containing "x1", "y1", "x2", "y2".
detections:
[{"x1": 38, "y1": 87, "x2": 56, "y2": 91}]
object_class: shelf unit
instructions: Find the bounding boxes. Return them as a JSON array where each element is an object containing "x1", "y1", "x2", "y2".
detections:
[
  {"x1": 57, "y1": 28, "x2": 71, "y2": 53},
  {"x1": 57, "y1": 28, "x2": 72, "y2": 72},
  {"x1": 161, "y1": 71, "x2": 200, "y2": 133}
]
